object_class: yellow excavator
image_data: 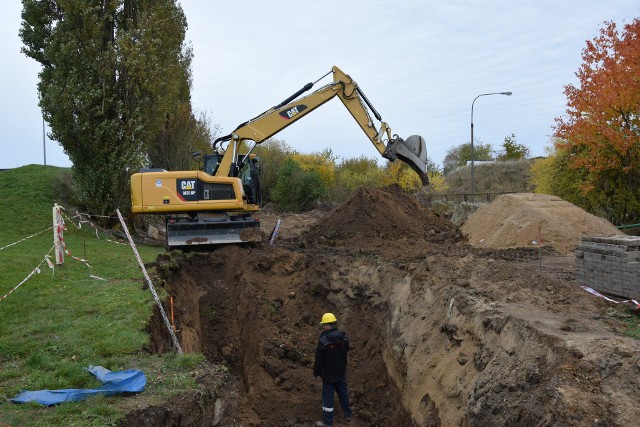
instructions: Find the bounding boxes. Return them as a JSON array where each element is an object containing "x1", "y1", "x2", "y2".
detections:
[{"x1": 130, "y1": 66, "x2": 429, "y2": 248}]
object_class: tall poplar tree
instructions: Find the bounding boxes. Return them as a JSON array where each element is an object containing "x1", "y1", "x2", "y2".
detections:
[{"x1": 20, "y1": 0, "x2": 193, "y2": 215}]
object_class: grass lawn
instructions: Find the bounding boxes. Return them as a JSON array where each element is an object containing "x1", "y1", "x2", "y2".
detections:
[{"x1": 0, "y1": 165, "x2": 208, "y2": 426}]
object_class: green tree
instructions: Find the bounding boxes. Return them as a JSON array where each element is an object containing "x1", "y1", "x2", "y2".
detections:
[
  {"x1": 148, "y1": 107, "x2": 218, "y2": 171},
  {"x1": 425, "y1": 157, "x2": 442, "y2": 176},
  {"x1": 271, "y1": 157, "x2": 326, "y2": 211},
  {"x1": 338, "y1": 156, "x2": 380, "y2": 176},
  {"x1": 292, "y1": 149, "x2": 338, "y2": 189},
  {"x1": 533, "y1": 145, "x2": 635, "y2": 223},
  {"x1": 330, "y1": 156, "x2": 384, "y2": 201},
  {"x1": 530, "y1": 145, "x2": 591, "y2": 208},
  {"x1": 382, "y1": 161, "x2": 423, "y2": 191},
  {"x1": 554, "y1": 19, "x2": 640, "y2": 224},
  {"x1": 252, "y1": 138, "x2": 295, "y2": 203},
  {"x1": 443, "y1": 142, "x2": 493, "y2": 174},
  {"x1": 496, "y1": 134, "x2": 530, "y2": 161},
  {"x1": 20, "y1": 0, "x2": 192, "y2": 215}
]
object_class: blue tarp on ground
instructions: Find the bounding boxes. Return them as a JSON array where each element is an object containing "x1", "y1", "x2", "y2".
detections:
[{"x1": 11, "y1": 365, "x2": 146, "y2": 406}]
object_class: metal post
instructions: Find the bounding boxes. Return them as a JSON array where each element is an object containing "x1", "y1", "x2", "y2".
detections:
[
  {"x1": 53, "y1": 204, "x2": 64, "y2": 265},
  {"x1": 43, "y1": 116, "x2": 47, "y2": 166},
  {"x1": 470, "y1": 92, "x2": 512, "y2": 200},
  {"x1": 470, "y1": 110, "x2": 475, "y2": 199}
]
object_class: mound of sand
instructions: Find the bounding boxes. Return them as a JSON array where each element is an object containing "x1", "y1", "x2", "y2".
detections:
[
  {"x1": 307, "y1": 186, "x2": 464, "y2": 244},
  {"x1": 462, "y1": 193, "x2": 623, "y2": 254}
]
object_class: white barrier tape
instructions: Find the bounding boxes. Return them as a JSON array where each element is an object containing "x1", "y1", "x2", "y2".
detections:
[
  {"x1": 580, "y1": 286, "x2": 640, "y2": 308},
  {"x1": 90, "y1": 275, "x2": 107, "y2": 281},
  {"x1": 55, "y1": 208, "x2": 91, "y2": 267},
  {"x1": 106, "y1": 238, "x2": 128, "y2": 246},
  {"x1": 63, "y1": 248, "x2": 91, "y2": 267},
  {"x1": 56, "y1": 203, "x2": 115, "y2": 220},
  {"x1": 0, "y1": 226, "x2": 54, "y2": 251},
  {"x1": 60, "y1": 211, "x2": 84, "y2": 230},
  {"x1": 56, "y1": 219, "x2": 67, "y2": 234},
  {"x1": 62, "y1": 210, "x2": 127, "y2": 245},
  {"x1": 116, "y1": 208, "x2": 183, "y2": 354},
  {"x1": 1, "y1": 250, "x2": 52, "y2": 302},
  {"x1": 75, "y1": 210, "x2": 118, "y2": 219},
  {"x1": 45, "y1": 255, "x2": 55, "y2": 271},
  {"x1": 60, "y1": 239, "x2": 90, "y2": 267},
  {"x1": 61, "y1": 211, "x2": 103, "y2": 235}
]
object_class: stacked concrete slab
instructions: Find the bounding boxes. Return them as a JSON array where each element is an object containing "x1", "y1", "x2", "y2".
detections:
[{"x1": 575, "y1": 235, "x2": 640, "y2": 299}]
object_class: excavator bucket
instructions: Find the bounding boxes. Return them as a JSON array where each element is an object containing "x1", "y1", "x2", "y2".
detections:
[{"x1": 385, "y1": 135, "x2": 430, "y2": 185}]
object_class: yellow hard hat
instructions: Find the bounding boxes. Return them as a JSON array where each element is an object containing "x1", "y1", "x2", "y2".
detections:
[{"x1": 320, "y1": 312, "x2": 337, "y2": 324}]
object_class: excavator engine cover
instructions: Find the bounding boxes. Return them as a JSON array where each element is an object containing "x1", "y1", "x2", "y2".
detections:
[{"x1": 385, "y1": 135, "x2": 430, "y2": 185}]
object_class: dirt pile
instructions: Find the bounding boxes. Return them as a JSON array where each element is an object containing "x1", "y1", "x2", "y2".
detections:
[
  {"x1": 129, "y1": 188, "x2": 640, "y2": 426},
  {"x1": 307, "y1": 186, "x2": 464, "y2": 247},
  {"x1": 462, "y1": 193, "x2": 624, "y2": 254}
]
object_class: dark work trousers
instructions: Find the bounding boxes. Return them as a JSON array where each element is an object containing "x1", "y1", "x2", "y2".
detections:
[{"x1": 322, "y1": 379, "x2": 352, "y2": 425}]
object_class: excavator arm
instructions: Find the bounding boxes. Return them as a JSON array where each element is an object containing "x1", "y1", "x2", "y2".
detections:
[{"x1": 214, "y1": 66, "x2": 429, "y2": 185}]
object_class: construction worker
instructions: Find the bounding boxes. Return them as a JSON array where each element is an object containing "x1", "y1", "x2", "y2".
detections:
[{"x1": 313, "y1": 312, "x2": 353, "y2": 426}]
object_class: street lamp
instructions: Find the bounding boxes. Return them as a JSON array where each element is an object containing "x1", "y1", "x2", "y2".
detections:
[{"x1": 470, "y1": 91, "x2": 512, "y2": 200}]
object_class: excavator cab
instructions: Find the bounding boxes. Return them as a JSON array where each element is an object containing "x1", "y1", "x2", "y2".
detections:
[
  {"x1": 238, "y1": 154, "x2": 262, "y2": 206},
  {"x1": 202, "y1": 151, "x2": 262, "y2": 205},
  {"x1": 203, "y1": 153, "x2": 222, "y2": 176}
]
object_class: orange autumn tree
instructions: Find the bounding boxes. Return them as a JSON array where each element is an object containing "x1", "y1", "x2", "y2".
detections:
[{"x1": 554, "y1": 18, "x2": 640, "y2": 224}]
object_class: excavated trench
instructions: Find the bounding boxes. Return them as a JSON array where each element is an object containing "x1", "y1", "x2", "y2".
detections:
[
  {"x1": 143, "y1": 246, "x2": 416, "y2": 426},
  {"x1": 122, "y1": 188, "x2": 640, "y2": 426}
]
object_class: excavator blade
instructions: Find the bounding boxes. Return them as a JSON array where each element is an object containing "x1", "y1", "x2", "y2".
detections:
[
  {"x1": 166, "y1": 216, "x2": 261, "y2": 248},
  {"x1": 385, "y1": 135, "x2": 430, "y2": 185}
]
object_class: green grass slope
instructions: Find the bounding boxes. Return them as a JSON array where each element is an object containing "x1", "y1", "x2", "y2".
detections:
[{"x1": 0, "y1": 165, "x2": 204, "y2": 426}]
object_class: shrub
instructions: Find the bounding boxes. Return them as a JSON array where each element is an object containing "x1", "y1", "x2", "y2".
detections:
[{"x1": 271, "y1": 157, "x2": 326, "y2": 211}]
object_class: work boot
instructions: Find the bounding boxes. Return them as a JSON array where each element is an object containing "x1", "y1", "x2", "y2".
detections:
[
  {"x1": 345, "y1": 414, "x2": 352, "y2": 422},
  {"x1": 315, "y1": 422, "x2": 330, "y2": 427}
]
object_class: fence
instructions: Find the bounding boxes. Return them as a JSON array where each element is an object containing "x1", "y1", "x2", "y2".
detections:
[
  {"x1": 428, "y1": 191, "x2": 517, "y2": 203},
  {"x1": 0, "y1": 204, "x2": 182, "y2": 353}
]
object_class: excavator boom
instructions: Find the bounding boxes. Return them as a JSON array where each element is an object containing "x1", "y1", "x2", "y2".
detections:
[{"x1": 213, "y1": 66, "x2": 429, "y2": 185}]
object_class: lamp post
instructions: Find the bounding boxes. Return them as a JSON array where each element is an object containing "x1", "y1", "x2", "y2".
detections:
[
  {"x1": 43, "y1": 116, "x2": 47, "y2": 166},
  {"x1": 470, "y1": 91, "x2": 512, "y2": 200}
]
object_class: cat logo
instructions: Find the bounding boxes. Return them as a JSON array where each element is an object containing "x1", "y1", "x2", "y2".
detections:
[
  {"x1": 176, "y1": 179, "x2": 198, "y2": 201},
  {"x1": 181, "y1": 180, "x2": 195, "y2": 191},
  {"x1": 279, "y1": 104, "x2": 307, "y2": 120}
]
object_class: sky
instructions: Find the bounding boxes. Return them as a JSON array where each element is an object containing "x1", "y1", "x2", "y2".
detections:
[{"x1": 2, "y1": 1, "x2": 639, "y2": 170}]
